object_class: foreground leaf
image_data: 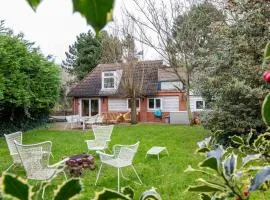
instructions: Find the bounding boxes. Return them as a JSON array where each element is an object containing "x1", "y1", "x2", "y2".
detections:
[
  {"x1": 262, "y1": 93, "x2": 270, "y2": 126},
  {"x1": 72, "y1": 0, "x2": 115, "y2": 33},
  {"x1": 230, "y1": 135, "x2": 244, "y2": 145},
  {"x1": 2, "y1": 174, "x2": 29, "y2": 200},
  {"x1": 199, "y1": 157, "x2": 218, "y2": 172},
  {"x1": 25, "y1": 0, "x2": 42, "y2": 11},
  {"x1": 94, "y1": 188, "x2": 131, "y2": 200},
  {"x1": 223, "y1": 154, "x2": 237, "y2": 178},
  {"x1": 187, "y1": 184, "x2": 224, "y2": 192},
  {"x1": 207, "y1": 145, "x2": 224, "y2": 161},
  {"x1": 250, "y1": 167, "x2": 270, "y2": 191},
  {"x1": 242, "y1": 154, "x2": 261, "y2": 167},
  {"x1": 121, "y1": 187, "x2": 134, "y2": 199},
  {"x1": 200, "y1": 193, "x2": 211, "y2": 200},
  {"x1": 54, "y1": 179, "x2": 82, "y2": 200}
]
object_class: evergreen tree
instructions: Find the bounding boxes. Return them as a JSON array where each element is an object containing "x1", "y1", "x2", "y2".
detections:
[
  {"x1": 62, "y1": 31, "x2": 101, "y2": 80},
  {"x1": 194, "y1": 0, "x2": 270, "y2": 139}
]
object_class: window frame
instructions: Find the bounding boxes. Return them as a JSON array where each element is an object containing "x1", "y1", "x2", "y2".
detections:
[
  {"x1": 127, "y1": 98, "x2": 140, "y2": 110},
  {"x1": 102, "y1": 71, "x2": 116, "y2": 89},
  {"x1": 147, "y1": 98, "x2": 162, "y2": 111},
  {"x1": 195, "y1": 100, "x2": 204, "y2": 110}
]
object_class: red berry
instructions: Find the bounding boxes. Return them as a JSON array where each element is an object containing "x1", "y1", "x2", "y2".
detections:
[
  {"x1": 243, "y1": 191, "x2": 249, "y2": 196},
  {"x1": 263, "y1": 71, "x2": 270, "y2": 83}
]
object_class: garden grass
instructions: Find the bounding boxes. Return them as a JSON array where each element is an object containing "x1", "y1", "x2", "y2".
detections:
[{"x1": 0, "y1": 124, "x2": 266, "y2": 200}]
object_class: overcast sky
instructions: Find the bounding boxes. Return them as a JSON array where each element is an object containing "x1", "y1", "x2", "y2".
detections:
[{"x1": 0, "y1": 0, "x2": 160, "y2": 64}]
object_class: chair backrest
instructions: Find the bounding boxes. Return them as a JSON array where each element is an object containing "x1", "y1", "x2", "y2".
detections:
[
  {"x1": 4, "y1": 132, "x2": 22, "y2": 163},
  {"x1": 114, "y1": 142, "x2": 140, "y2": 165},
  {"x1": 66, "y1": 115, "x2": 80, "y2": 123},
  {"x1": 92, "y1": 125, "x2": 114, "y2": 141},
  {"x1": 14, "y1": 140, "x2": 52, "y2": 179},
  {"x1": 96, "y1": 115, "x2": 104, "y2": 123}
]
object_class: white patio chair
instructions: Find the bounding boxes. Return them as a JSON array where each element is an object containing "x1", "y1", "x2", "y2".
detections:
[
  {"x1": 83, "y1": 115, "x2": 98, "y2": 130},
  {"x1": 14, "y1": 141, "x2": 67, "y2": 199},
  {"x1": 4, "y1": 131, "x2": 22, "y2": 172},
  {"x1": 96, "y1": 115, "x2": 104, "y2": 124},
  {"x1": 85, "y1": 125, "x2": 114, "y2": 153},
  {"x1": 95, "y1": 142, "x2": 143, "y2": 192},
  {"x1": 65, "y1": 115, "x2": 80, "y2": 129}
]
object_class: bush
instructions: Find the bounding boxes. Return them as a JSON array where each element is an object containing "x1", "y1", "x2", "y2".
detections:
[{"x1": 0, "y1": 25, "x2": 60, "y2": 135}]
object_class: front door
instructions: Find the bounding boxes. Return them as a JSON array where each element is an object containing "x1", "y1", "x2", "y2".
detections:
[{"x1": 90, "y1": 99, "x2": 99, "y2": 116}]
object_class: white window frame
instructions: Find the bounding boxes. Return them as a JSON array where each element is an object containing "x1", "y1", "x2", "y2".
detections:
[
  {"x1": 148, "y1": 98, "x2": 162, "y2": 110},
  {"x1": 127, "y1": 98, "x2": 140, "y2": 110},
  {"x1": 195, "y1": 100, "x2": 205, "y2": 110},
  {"x1": 102, "y1": 71, "x2": 116, "y2": 89}
]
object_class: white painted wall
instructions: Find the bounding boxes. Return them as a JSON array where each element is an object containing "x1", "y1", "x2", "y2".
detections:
[
  {"x1": 189, "y1": 96, "x2": 205, "y2": 112},
  {"x1": 108, "y1": 98, "x2": 128, "y2": 111},
  {"x1": 162, "y1": 96, "x2": 179, "y2": 112},
  {"x1": 147, "y1": 96, "x2": 180, "y2": 112},
  {"x1": 160, "y1": 81, "x2": 183, "y2": 90}
]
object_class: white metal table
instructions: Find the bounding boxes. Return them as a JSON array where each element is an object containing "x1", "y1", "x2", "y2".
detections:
[{"x1": 146, "y1": 146, "x2": 169, "y2": 160}]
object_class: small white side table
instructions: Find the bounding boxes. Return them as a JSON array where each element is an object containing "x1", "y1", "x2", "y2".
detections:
[{"x1": 146, "y1": 146, "x2": 169, "y2": 160}]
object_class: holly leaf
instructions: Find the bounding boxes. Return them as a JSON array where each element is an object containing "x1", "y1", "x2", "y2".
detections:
[
  {"x1": 262, "y1": 93, "x2": 270, "y2": 126},
  {"x1": 2, "y1": 174, "x2": 29, "y2": 200},
  {"x1": 72, "y1": 0, "x2": 115, "y2": 33},
  {"x1": 25, "y1": 0, "x2": 42, "y2": 11},
  {"x1": 264, "y1": 42, "x2": 270, "y2": 60},
  {"x1": 25, "y1": 0, "x2": 115, "y2": 33}
]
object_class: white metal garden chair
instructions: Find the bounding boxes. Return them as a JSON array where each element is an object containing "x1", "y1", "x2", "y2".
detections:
[
  {"x1": 65, "y1": 115, "x2": 80, "y2": 129},
  {"x1": 4, "y1": 131, "x2": 22, "y2": 172},
  {"x1": 83, "y1": 115, "x2": 98, "y2": 130},
  {"x1": 96, "y1": 115, "x2": 104, "y2": 124},
  {"x1": 14, "y1": 140, "x2": 67, "y2": 199},
  {"x1": 95, "y1": 142, "x2": 143, "y2": 192},
  {"x1": 85, "y1": 124, "x2": 114, "y2": 153}
]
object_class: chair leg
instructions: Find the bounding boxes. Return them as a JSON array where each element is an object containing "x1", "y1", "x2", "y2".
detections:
[
  {"x1": 42, "y1": 185, "x2": 46, "y2": 199},
  {"x1": 131, "y1": 165, "x2": 143, "y2": 184},
  {"x1": 5, "y1": 163, "x2": 15, "y2": 172},
  {"x1": 95, "y1": 164, "x2": 103, "y2": 186},
  {"x1": 117, "y1": 168, "x2": 120, "y2": 192},
  {"x1": 50, "y1": 153, "x2": 54, "y2": 159},
  {"x1": 63, "y1": 170, "x2": 67, "y2": 180}
]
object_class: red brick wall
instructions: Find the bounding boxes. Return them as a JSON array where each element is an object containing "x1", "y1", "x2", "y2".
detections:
[
  {"x1": 100, "y1": 97, "x2": 108, "y2": 113},
  {"x1": 139, "y1": 91, "x2": 186, "y2": 123},
  {"x1": 73, "y1": 98, "x2": 79, "y2": 115}
]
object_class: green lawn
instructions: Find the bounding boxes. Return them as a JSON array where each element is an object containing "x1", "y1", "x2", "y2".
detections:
[{"x1": 0, "y1": 124, "x2": 209, "y2": 199}]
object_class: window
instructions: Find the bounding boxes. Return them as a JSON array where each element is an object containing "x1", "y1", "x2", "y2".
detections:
[
  {"x1": 127, "y1": 98, "x2": 140, "y2": 109},
  {"x1": 196, "y1": 101, "x2": 204, "y2": 110},
  {"x1": 102, "y1": 71, "x2": 115, "y2": 89},
  {"x1": 148, "y1": 98, "x2": 162, "y2": 110}
]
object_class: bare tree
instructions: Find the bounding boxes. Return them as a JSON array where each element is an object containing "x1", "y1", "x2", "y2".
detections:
[
  {"x1": 123, "y1": 0, "x2": 224, "y2": 124},
  {"x1": 118, "y1": 20, "x2": 145, "y2": 124}
]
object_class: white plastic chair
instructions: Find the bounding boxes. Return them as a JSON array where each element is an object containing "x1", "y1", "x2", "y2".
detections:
[
  {"x1": 85, "y1": 125, "x2": 114, "y2": 153},
  {"x1": 95, "y1": 142, "x2": 142, "y2": 192},
  {"x1": 4, "y1": 131, "x2": 22, "y2": 172},
  {"x1": 14, "y1": 141, "x2": 67, "y2": 199},
  {"x1": 65, "y1": 115, "x2": 80, "y2": 129}
]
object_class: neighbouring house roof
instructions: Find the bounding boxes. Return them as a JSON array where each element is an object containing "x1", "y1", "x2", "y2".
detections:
[
  {"x1": 67, "y1": 60, "x2": 163, "y2": 98},
  {"x1": 158, "y1": 66, "x2": 186, "y2": 82}
]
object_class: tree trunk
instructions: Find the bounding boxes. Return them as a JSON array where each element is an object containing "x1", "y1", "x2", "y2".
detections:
[
  {"x1": 185, "y1": 83, "x2": 193, "y2": 125},
  {"x1": 130, "y1": 97, "x2": 137, "y2": 124}
]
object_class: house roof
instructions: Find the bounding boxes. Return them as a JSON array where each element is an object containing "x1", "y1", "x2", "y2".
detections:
[{"x1": 67, "y1": 60, "x2": 163, "y2": 98}]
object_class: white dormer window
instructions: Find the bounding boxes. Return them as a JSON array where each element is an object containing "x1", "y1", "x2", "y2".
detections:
[{"x1": 102, "y1": 71, "x2": 116, "y2": 89}]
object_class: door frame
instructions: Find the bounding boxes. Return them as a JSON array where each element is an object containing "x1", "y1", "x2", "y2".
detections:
[{"x1": 79, "y1": 98, "x2": 100, "y2": 117}]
